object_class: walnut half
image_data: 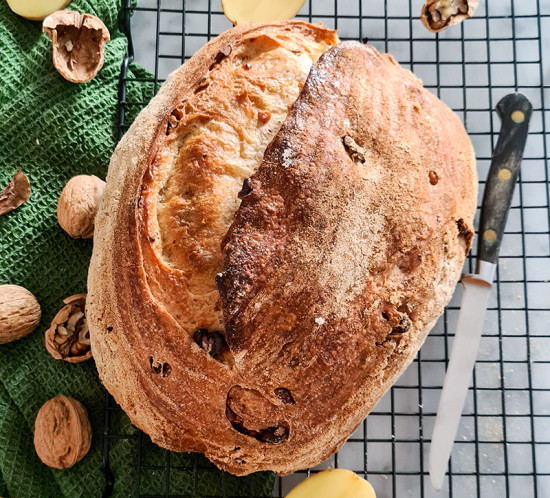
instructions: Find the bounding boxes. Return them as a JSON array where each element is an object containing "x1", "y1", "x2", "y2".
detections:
[
  {"x1": 45, "y1": 294, "x2": 92, "y2": 363},
  {"x1": 43, "y1": 11, "x2": 110, "y2": 84},
  {"x1": 34, "y1": 394, "x2": 92, "y2": 469},
  {"x1": 421, "y1": 0, "x2": 479, "y2": 33}
]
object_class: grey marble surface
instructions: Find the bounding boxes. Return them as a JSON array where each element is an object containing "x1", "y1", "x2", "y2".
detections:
[{"x1": 128, "y1": 1, "x2": 550, "y2": 496}]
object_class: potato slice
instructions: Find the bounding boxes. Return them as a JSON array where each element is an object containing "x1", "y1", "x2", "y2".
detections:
[
  {"x1": 286, "y1": 469, "x2": 376, "y2": 498},
  {"x1": 221, "y1": 0, "x2": 306, "y2": 25},
  {"x1": 6, "y1": 0, "x2": 71, "y2": 21}
]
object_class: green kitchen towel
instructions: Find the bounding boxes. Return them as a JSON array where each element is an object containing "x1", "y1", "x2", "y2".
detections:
[{"x1": 0, "y1": 1, "x2": 274, "y2": 496}]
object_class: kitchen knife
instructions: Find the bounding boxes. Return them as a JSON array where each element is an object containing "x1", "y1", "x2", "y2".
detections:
[{"x1": 429, "y1": 93, "x2": 532, "y2": 492}]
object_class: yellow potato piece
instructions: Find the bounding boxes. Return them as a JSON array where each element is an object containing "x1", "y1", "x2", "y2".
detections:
[
  {"x1": 221, "y1": 0, "x2": 306, "y2": 25},
  {"x1": 6, "y1": 0, "x2": 71, "y2": 21},
  {"x1": 286, "y1": 469, "x2": 376, "y2": 498}
]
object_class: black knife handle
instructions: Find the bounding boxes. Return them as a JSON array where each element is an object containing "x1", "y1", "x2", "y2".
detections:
[{"x1": 477, "y1": 93, "x2": 532, "y2": 267}]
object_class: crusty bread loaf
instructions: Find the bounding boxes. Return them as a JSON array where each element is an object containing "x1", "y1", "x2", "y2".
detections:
[{"x1": 88, "y1": 23, "x2": 477, "y2": 476}]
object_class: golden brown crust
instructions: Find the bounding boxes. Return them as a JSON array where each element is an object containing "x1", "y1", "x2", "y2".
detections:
[{"x1": 88, "y1": 28, "x2": 477, "y2": 476}]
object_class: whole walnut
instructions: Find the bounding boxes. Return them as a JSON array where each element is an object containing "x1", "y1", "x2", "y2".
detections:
[
  {"x1": 57, "y1": 175, "x2": 105, "y2": 238},
  {"x1": 0, "y1": 284, "x2": 41, "y2": 344},
  {"x1": 34, "y1": 394, "x2": 92, "y2": 469}
]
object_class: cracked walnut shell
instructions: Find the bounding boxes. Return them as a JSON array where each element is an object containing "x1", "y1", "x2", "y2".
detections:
[
  {"x1": 34, "y1": 394, "x2": 92, "y2": 469},
  {"x1": 421, "y1": 0, "x2": 479, "y2": 33},
  {"x1": 43, "y1": 11, "x2": 110, "y2": 84},
  {"x1": 0, "y1": 285, "x2": 41, "y2": 344},
  {"x1": 57, "y1": 175, "x2": 106, "y2": 238},
  {"x1": 45, "y1": 294, "x2": 91, "y2": 363}
]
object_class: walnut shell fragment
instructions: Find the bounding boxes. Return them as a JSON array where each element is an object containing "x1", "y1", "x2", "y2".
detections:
[
  {"x1": 34, "y1": 394, "x2": 92, "y2": 469},
  {"x1": 0, "y1": 171, "x2": 31, "y2": 216},
  {"x1": 0, "y1": 285, "x2": 41, "y2": 344},
  {"x1": 421, "y1": 0, "x2": 479, "y2": 33},
  {"x1": 45, "y1": 294, "x2": 91, "y2": 363},
  {"x1": 43, "y1": 11, "x2": 110, "y2": 84},
  {"x1": 57, "y1": 175, "x2": 106, "y2": 238}
]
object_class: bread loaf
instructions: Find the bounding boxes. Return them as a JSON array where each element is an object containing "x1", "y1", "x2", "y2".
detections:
[{"x1": 88, "y1": 23, "x2": 477, "y2": 476}]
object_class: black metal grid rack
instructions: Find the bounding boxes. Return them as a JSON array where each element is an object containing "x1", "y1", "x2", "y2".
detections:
[{"x1": 106, "y1": 0, "x2": 550, "y2": 496}]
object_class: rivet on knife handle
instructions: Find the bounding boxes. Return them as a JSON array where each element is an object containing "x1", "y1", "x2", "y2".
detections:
[{"x1": 477, "y1": 93, "x2": 532, "y2": 268}]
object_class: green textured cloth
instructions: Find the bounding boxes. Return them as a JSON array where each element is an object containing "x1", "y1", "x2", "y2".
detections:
[{"x1": 0, "y1": 1, "x2": 274, "y2": 496}]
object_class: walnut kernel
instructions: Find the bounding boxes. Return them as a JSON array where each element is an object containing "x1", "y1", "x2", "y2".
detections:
[
  {"x1": 421, "y1": 0, "x2": 479, "y2": 32},
  {"x1": 57, "y1": 175, "x2": 105, "y2": 238},
  {"x1": 45, "y1": 294, "x2": 92, "y2": 363},
  {"x1": 34, "y1": 394, "x2": 92, "y2": 469}
]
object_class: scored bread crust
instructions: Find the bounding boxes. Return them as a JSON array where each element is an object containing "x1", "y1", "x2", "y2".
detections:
[{"x1": 88, "y1": 25, "x2": 477, "y2": 476}]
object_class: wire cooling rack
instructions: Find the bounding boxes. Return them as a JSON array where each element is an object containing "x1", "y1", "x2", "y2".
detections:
[{"x1": 107, "y1": 0, "x2": 550, "y2": 496}]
